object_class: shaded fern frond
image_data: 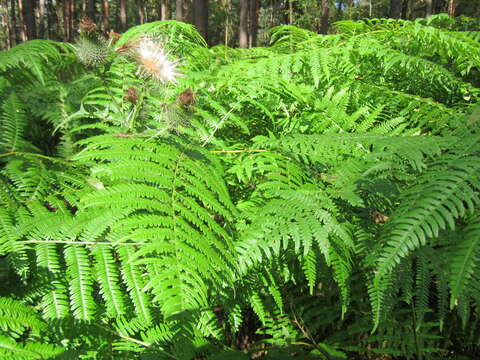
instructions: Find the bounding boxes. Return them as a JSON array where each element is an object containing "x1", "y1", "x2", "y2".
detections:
[
  {"x1": 0, "y1": 40, "x2": 75, "y2": 85},
  {"x1": 0, "y1": 92, "x2": 38, "y2": 154},
  {"x1": 0, "y1": 297, "x2": 64, "y2": 360}
]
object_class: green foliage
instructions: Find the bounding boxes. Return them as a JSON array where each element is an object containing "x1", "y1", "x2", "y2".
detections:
[
  {"x1": 0, "y1": 297, "x2": 64, "y2": 359},
  {"x1": 1, "y1": 16, "x2": 480, "y2": 359}
]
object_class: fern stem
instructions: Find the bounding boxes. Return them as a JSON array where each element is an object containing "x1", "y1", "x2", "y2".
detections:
[
  {"x1": 210, "y1": 149, "x2": 268, "y2": 154},
  {"x1": 201, "y1": 91, "x2": 252, "y2": 147},
  {"x1": 22, "y1": 240, "x2": 146, "y2": 246},
  {"x1": 0, "y1": 152, "x2": 71, "y2": 163},
  {"x1": 97, "y1": 325, "x2": 177, "y2": 359},
  {"x1": 290, "y1": 298, "x2": 334, "y2": 360},
  {"x1": 411, "y1": 302, "x2": 423, "y2": 360},
  {"x1": 97, "y1": 69, "x2": 124, "y2": 115}
]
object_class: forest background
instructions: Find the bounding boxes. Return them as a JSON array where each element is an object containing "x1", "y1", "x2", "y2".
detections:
[{"x1": 1, "y1": 0, "x2": 480, "y2": 50}]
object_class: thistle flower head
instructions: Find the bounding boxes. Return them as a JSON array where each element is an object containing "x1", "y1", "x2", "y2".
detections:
[
  {"x1": 124, "y1": 87, "x2": 138, "y2": 104},
  {"x1": 79, "y1": 17, "x2": 96, "y2": 35},
  {"x1": 75, "y1": 35, "x2": 110, "y2": 68},
  {"x1": 133, "y1": 37, "x2": 182, "y2": 83}
]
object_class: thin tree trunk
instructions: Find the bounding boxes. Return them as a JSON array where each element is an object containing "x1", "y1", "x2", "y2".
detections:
[
  {"x1": 176, "y1": 0, "x2": 183, "y2": 21},
  {"x1": 10, "y1": 0, "x2": 17, "y2": 45},
  {"x1": 224, "y1": 15, "x2": 229, "y2": 45},
  {"x1": 2, "y1": 0, "x2": 10, "y2": 48},
  {"x1": 137, "y1": 0, "x2": 145, "y2": 24},
  {"x1": 183, "y1": 1, "x2": 191, "y2": 23},
  {"x1": 17, "y1": 0, "x2": 26, "y2": 41},
  {"x1": 288, "y1": 0, "x2": 293, "y2": 25},
  {"x1": 319, "y1": 0, "x2": 329, "y2": 34},
  {"x1": 47, "y1": 0, "x2": 60, "y2": 40},
  {"x1": 390, "y1": 0, "x2": 402, "y2": 19},
  {"x1": 118, "y1": 0, "x2": 127, "y2": 31},
  {"x1": 38, "y1": 0, "x2": 46, "y2": 38},
  {"x1": 87, "y1": 0, "x2": 95, "y2": 19},
  {"x1": 63, "y1": 0, "x2": 70, "y2": 41},
  {"x1": 22, "y1": 0, "x2": 36, "y2": 40},
  {"x1": 194, "y1": 0, "x2": 208, "y2": 42},
  {"x1": 425, "y1": 0, "x2": 433, "y2": 17},
  {"x1": 239, "y1": 0, "x2": 248, "y2": 48},
  {"x1": 159, "y1": 0, "x2": 169, "y2": 20},
  {"x1": 224, "y1": 0, "x2": 231, "y2": 46},
  {"x1": 69, "y1": 0, "x2": 74, "y2": 41},
  {"x1": 268, "y1": 0, "x2": 274, "y2": 29},
  {"x1": 249, "y1": 0, "x2": 259, "y2": 47},
  {"x1": 406, "y1": 0, "x2": 415, "y2": 19},
  {"x1": 448, "y1": 0, "x2": 456, "y2": 17},
  {"x1": 102, "y1": 0, "x2": 109, "y2": 30}
]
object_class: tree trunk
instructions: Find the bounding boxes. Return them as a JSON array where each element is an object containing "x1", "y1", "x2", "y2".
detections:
[
  {"x1": 137, "y1": 0, "x2": 145, "y2": 24},
  {"x1": 288, "y1": 0, "x2": 293, "y2": 25},
  {"x1": 425, "y1": 0, "x2": 433, "y2": 17},
  {"x1": 22, "y1": 0, "x2": 36, "y2": 40},
  {"x1": 194, "y1": 0, "x2": 208, "y2": 43},
  {"x1": 102, "y1": 0, "x2": 109, "y2": 30},
  {"x1": 63, "y1": 0, "x2": 70, "y2": 41},
  {"x1": 405, "y1": 0, "x2": 415, "y2": 19},
  {"x1": 10, "y1": 0, "x2": 17, "y2": 45},
  {"x1": 69, "y1": 0, "x2": 74, "y2": 40},
  {"x1": 17, "y1": 0, "x2": 26, "y2": 41},
  {"x1": 47, "y1": 0, "x2": 60, "y2": 40},
  {"x1": 448, "y1": 0, "x2": 456, "y2": 17},
  {"x1": 239, "y1": 0, "x2": 248, "y2": 48},
  {"x1": 389, "y1": 0, "x2": 402, "y2": 19},
  {"x1": 86, "y1": 0, "x2": 95, "y2": 19},
  {"x1": 159, "y1": 0, "x2": 169, "y2": 20},
  {"x1": 2, "y1": 0, "x2": 11, "y2": 48},
  {"x1": 249, "y1": 0, "x2": 259, "y2": 47},
  {"x1": 319, "y1": 0, "x2": 329, "y2": 34},
  {"x1": 176, "y1": 0, "x2": 183, "y2": 21},
  {"x1": 38, "y1": 0, "x2": 46, "y2": 38},
  {"x1": 118, "y1": 0, "x2": 127, "y2": 31}
]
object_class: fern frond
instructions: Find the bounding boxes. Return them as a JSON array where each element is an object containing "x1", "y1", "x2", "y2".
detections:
[
  {"x1": 375, "y1": 156, "x2": 480, "y2": 279},
  {"x1": 0, "y1": 297, "x2": 64, "y2": 359},
  {"x1": 118, "y1": 246, "x2": 152, "y2": 324},
  {"x1": 35, "y1": 243, "x2": 69, "y2": 319},
  {"x1": 0, "y1": 297, "x2": 44, "y2": 334},
  {"x1": 73, "y1": 135, "x2": 237, "y2": 319},
  {"x1": 117, "y1": 20, "x2": 207, "y2": 56},
  {"x1": 448, "y1": 217, "x2": 480, "y2": 308},
  {"x1": 0, "y1": 40, "x2": 75, "y2": 85},
  {"x1": 0, "y1": 93, "x2": 38, "y2": 154},
  {"x1": 0, "y1": 335, "x2": 64, "y2": 360},
  {"x1": 64, "y1": 244, "x2": 95, "y2": 321},
  {"x1": 92, "y1": 245, "x2": 127, "y2": 318}
]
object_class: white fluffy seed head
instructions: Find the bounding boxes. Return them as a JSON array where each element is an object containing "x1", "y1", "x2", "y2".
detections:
[{"x1": 133, "y1": 38, "x2": 182, "y2": 83}]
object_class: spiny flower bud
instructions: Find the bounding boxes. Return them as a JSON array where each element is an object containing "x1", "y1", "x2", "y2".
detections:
[
  {"x1": 177, "y1": 88, "x2": 195, "y2": 107},
  {"x1": 79, "y1": 17, "x2": 97, "y2": 35},
  {"x1": 75, "y1": 36, "x2": 110, "y2": 68},
  {"x1": 124, "y1": 87, "x2": 138, "y2": 104}
]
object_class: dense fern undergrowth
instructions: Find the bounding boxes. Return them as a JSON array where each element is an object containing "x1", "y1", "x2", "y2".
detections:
[{"x1": 1, "y1": 14, "x2": 480, "y2": 359}]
